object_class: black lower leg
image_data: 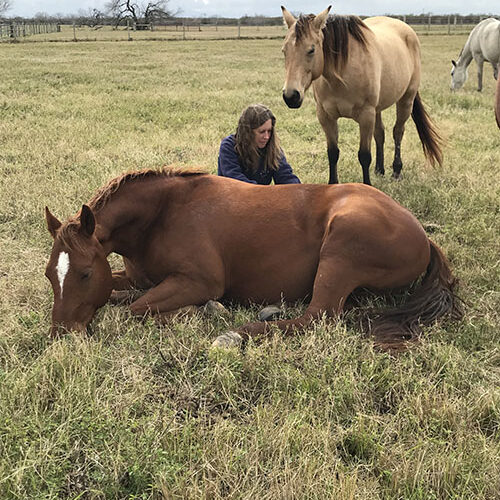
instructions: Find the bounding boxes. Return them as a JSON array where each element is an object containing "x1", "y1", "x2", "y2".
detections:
[
  {"x1": 327, "y1": 145, "x2": 340, "y2": 184},
  {"x1": 358, "y1": 150, "x2": 372, "y2": 185},
  {"x1": 392, "y1": 144, "x2": 402, "y2": 178}
]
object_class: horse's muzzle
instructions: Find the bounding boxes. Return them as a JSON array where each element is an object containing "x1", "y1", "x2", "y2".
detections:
[{"x1": 283, "y1": 90, "x2": 303, "y2": 109}]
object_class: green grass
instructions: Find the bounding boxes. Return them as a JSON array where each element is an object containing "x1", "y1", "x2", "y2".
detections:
[{"x1": 0, "y1": 34, "x2": 499, "y2": 498}]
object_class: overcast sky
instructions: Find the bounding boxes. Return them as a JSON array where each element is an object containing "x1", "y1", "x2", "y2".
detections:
[{"x1": 7, "y1": 0, "x2": 500, "y2": 18}]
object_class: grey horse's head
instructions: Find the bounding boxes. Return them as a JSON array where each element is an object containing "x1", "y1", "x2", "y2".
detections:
[{"x1": 450, "y1": 60, "x2": 467, "y2": 91}]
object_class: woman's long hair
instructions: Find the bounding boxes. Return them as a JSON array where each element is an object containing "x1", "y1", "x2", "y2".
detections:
[{"x1": 234, "y1": 104, "x2": 282, "y2": 172}]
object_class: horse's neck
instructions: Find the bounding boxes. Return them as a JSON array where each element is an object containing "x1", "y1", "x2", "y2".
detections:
[
  {"x1": 457, "y1": 38, "x2": 474, "y2": 67},
  {"x1": 94, "y1": 178, "x2": 170, "y2": 256}
]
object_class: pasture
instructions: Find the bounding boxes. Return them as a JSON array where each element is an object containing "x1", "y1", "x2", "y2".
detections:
[{"x1": 0, "y1": 31, "x2": 499, "y2": 498}]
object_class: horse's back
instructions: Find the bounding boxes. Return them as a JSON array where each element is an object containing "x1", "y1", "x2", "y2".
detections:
[{"x1": 474, "y1": 18, "x2": 500, "y2": 62}]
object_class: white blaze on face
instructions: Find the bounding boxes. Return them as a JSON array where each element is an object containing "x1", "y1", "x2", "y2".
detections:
[{"x1": 56, "y1": 251, "x2": 70, "y2": 299}]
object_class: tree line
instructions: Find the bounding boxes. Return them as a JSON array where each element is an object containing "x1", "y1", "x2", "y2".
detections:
[{"x1": 0, "y1": 1, "x2": 497, "y2": 28}]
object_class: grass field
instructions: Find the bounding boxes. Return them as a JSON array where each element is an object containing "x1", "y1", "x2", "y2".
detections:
[{"x1": 0, "y1": 32, "x2": 499, "y2": 499}]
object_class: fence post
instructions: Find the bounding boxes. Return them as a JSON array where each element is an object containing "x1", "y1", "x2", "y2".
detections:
[
  {"x1": 428, "y1": 14, "x2": 431, "y2": 34},
  {"x1": 9, "y1": 22, "x2": 15, "y2": 39},
  {"x1": 238, "y1": 18, "x2": 241, "y2": 39},
  {"x1": 447, "y1": 15, "x2": 451, "y2": 35},
  {"x1": 182, "y1": 21, "x2": 185, "y2": 40},
  {"x1": 72, "y1": 22, "x2": 76, "y2": 41},
  {"x1": 127, "y1": 19, "x2": 132, "y2": 40}
]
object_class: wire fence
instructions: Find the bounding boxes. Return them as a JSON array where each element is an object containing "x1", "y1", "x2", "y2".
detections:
[{"x1": 1, "y1": 15, "x2": 498, "y2": 43}]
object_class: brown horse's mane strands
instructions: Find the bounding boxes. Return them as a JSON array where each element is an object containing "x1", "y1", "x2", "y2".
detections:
[
  {"x1": 57, "y1": 167, "x2": 207, "y2": 250},
  {"x1": 89, "y1": 166, "x2": 207, "y2": 213},
  {"x1": 295, "y1": 14, "x2": 369, "y2": 75}
]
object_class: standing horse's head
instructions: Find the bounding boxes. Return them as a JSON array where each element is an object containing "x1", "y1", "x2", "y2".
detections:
[
  {"x1": 450, "y1": 60, "x2": 467, "y2": 91},
  {"x1": 281, "y1": 5, "x2": 331, "y2": 108},
  {"x1": 44, "y1": 205, "x2": 112, "y2": 337}
]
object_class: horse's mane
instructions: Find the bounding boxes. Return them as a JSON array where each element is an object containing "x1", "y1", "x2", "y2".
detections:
[
  {"x1": 57, "y1": 167, "x2": 207, "y2": 249},
  {"x1": 89, "y1": 166, "x2": 207, "y2": 213},
  {"x1": 295, "y1": 14, "x2": 369, "y2": 74}
]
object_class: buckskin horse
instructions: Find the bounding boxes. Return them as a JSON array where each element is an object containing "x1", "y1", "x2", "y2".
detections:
[
  {"x1": 45, "y1": 168, "x2": 462, "y2": 350},
  {"x1": 281, "y1": 6, "x2": 443, "y2": 185}
]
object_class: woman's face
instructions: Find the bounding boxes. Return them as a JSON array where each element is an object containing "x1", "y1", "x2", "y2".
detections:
[{"x1": 253, "y1": 119, "x2": 273, "y2": 149}]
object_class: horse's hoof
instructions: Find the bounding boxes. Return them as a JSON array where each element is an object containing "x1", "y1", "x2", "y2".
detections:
[
  {"x1": 203, "y1": 300, "x2": 229, "y2": 316},
  {"x1": 391, "y1": 172, "x2": 402, "y2": 181},
  {"x1": 258, "y1": 305, "x2": 282, "y2": 321},
  {"x1": 211, "y1": 331, "x2": 243, "y2": 349}
]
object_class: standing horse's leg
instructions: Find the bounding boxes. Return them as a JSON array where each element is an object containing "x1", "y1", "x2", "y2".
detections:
[
  {"x1": 317, "y1": 105, "x2": 340, "y2": 184},
  {"x1": 475, "y1": 55, "x2": 484, "y2": 91},
  {"x1": 492, "y1": 62, "x2": 498, "y2": 80},
  {"x1": 392, "y1": 95, "x2": 414, "y2": 179},
  {"x1": 374, "y1": 112, "x2": 385, "y2": 176},
  {"x1": 357, "y1": 109, "x2": 375, "y2": 185}
]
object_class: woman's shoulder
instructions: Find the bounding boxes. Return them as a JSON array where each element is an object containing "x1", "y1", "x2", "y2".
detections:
[{"x1": 221, "y1": 134, "x2": 236, "y2": 145}]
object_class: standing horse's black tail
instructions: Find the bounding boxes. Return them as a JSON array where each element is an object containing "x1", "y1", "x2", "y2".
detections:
[
  {"x1": 411, "y1": 92, "x2": 444, "y2": 167},
  {"x1": 363, "y1": 239, "x2": 463, "y2": 351}
]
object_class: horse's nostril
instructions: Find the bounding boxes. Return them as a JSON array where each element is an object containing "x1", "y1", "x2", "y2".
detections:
[{"x1": 283, "y1": 90, "x2": 302, "y2": 109}]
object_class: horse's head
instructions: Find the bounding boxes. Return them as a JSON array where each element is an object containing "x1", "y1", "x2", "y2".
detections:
[
  {"x1": 44, "y1": 205, "x2": 112, "y2": 337},
  {"x1": 450, "y1": 60, "x2": 467, "y2": 91},
  {"x1": 281, "y1": 5, "x2": 331, "y2": 108}
]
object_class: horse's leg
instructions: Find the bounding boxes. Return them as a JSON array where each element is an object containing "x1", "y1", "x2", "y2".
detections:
[
  {"x1": 213, "y1": 223, "x2": 360, "y2": 347},
  {"x1": 475, "y1": 55, "x2": 484, "y2": 91},
  {"x1": 111, "y1": 270, "x2": 135, "y2": 290},
  {"x1": 128, "y1": 274, "x2": 222, "y2": 320},
  {"x1": 317, "y1": 105, "x2": 340, "y2": 184},
  {"x1": 492, "y1": 61, "x2": 498, "y2": 80},
  {"x1": 374, "y1": 112, "x2": 385, "y2": 175},
  {"x1": 357, "y1": 108, "x2": 375, "y2": 185},
  {"x1": 392, "y1": 95, "x2": 414, "y2": 179}
]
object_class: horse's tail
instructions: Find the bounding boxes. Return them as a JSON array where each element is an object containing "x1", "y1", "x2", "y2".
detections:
[
  {"x1": 411, "y1": 92, "x2": 444, "y2": 167},
  {"x1": 364, "y1": 239, "x2": 463, "y2": 351}
]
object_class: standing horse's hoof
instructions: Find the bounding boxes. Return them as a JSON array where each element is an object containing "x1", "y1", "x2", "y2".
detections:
[
  {"x1": 391, "y1": 171, "x2": 402, "y2": 181},
  {"x1": 258, "y1": 305, "x2": 282, "y2": 321},
  {"x1": 211, "y1": 331, "x2": 243, "y2": 349}
]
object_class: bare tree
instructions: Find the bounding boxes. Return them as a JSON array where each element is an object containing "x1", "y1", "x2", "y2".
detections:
[
  {"x1": 105, "y1": 0, "x2": 176, "y2": 28},
  {"x1": 0, "y1": 0, "x2": 12, "y2": 17}
]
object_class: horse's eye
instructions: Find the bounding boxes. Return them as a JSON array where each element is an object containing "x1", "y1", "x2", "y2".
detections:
[
  {"x1": 81, "y1": 269, "x2": 92, "y2": 281},
  {"x1": 307, "y1": 46, "x2": 315, "y2": 55}
]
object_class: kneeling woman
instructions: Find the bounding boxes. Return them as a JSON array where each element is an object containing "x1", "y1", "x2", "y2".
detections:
[{"x1": 218, "y1": 104, "x2": 301, "y2": 185}]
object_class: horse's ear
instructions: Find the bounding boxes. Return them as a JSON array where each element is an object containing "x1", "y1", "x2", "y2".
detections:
[
  {"x1": 452, "y1": 60, "x2": 456, "y2": 67},
  {"x1": 281, "y1": 6, "x2": 296, "y2": 28},
  {"x1": 45, "y1": 207, "x2": 61, "y2": 239},
  {"x1": 313, "y1": 5, "x2": 331, "y2": 31},
  {"x1": 79, "y1": 204, "x2": 95, "y2": 238}
]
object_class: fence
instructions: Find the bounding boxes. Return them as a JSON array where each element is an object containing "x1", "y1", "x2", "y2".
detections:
[
  {"x1": 0, "y1": 15, "x2": 498, "y2": 43},
  {"x1": 0, "y1": 22, "x2": 59, "y2": 40}
]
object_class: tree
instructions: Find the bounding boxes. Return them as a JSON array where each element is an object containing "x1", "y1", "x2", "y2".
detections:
[
  {"x1": 105, "y1": 0, "x2": 176, "y2": 28},
  {"x1": 0, "y1": 0, "x2": 12, "y2": 17}
]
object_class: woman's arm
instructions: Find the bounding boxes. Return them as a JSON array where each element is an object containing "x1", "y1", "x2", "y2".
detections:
[{"x1": 273, "y1": 152, "x2": 301, "y2": 184}]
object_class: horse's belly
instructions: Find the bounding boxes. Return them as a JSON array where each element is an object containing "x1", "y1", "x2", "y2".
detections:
[{"x1": 224, "y1": 256, "x2": 318, "y2": 304}]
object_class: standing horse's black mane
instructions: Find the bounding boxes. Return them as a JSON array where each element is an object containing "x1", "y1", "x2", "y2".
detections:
[
  {"x1": 89, "y1": 166, "x2": 207, "y2": 213},
  {"x1": 295, "y1": 14, "x2": 369, "y2": 73}
]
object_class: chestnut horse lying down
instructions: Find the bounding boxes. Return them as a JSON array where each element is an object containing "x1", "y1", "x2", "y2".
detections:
[{"x1": 45, "y1": 168, "x2": 462, "y2": 349}]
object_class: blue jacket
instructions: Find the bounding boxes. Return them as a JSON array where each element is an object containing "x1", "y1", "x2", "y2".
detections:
[{"x1": 217, "y1": 135, "x2": 301, "y2": 185}]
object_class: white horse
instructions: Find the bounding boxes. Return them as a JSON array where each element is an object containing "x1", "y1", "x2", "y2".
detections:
[{"x1": 451, "y1": 18, "x2": 500, "y2": 91}]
